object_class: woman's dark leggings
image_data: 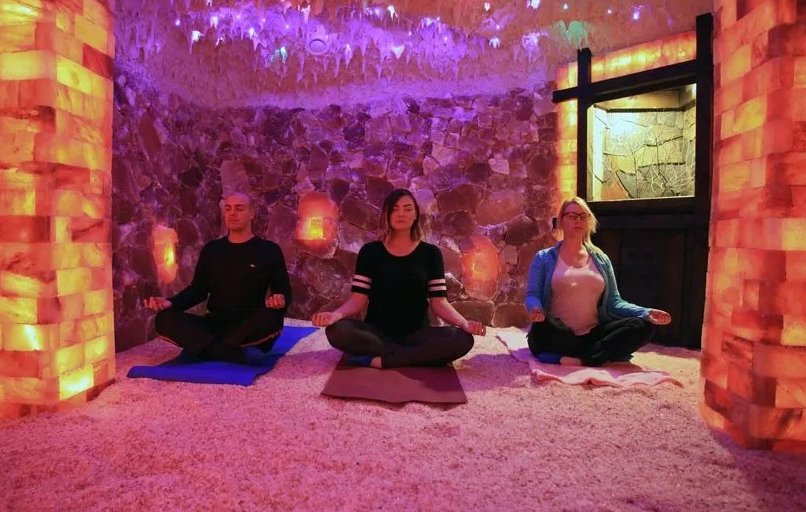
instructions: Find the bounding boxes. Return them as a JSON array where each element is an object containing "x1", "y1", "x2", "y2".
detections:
[
  {"x1": 527, "y1": 316, "x2": 652, "y2": 367},
  {"x1": 325, "y1": 318, "x2": 474, "y2": 368}
]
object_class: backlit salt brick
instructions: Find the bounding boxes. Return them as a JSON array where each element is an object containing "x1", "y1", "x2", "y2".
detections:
[
  {"x1": 55, "y1": 267, "x2": 89, "y2": 295},
  {"x1": 703, "y1": 379, "x2": 733, "y2": 416},
  {"x1": 4, "y1": 376, "x2": 53, "y2": 404},
  {"x1": 92, "y1": 358, "x2": 115, "y2": 384},
  {"x1": 774, "y1": 378, "x2": 806, "y2": 408},
  {"x1": 0, "y1": 131, "x2": 37, "y2": 162},
  {"x1": 0, "y1": 350, "x2": 40, "y2": 378},
  {"x1": 82, "y1": 289, "x2": 109, "y2": 315},
  {"x1": 58, "y1": 364, "x2": 92, "y2": 400},
  {"x1": 754, "y1": 343, "x2": 806, "y2": 378},
  {"x1": 713, "y1": 219, "x2": 741, "y2": 247},
  {"x1": 50, "y1": 243, "x2": 82, "y2": 269},
  {"x1": 51, "y1": 342, "x2": 85, "y2": 377},
  {"x1": 80, "y1": 242, "x2": 108, "y2": 268},
  {"x1": 39, "y1": 24, "x2": 84, "y2": 64},
  {"x1": 715, "y1": 79, "x2": 744, "y2": 114},
  {"x1": 761, "y1": 119, "x2": 797, "y2": 155},
  {"x1": 0, "y1": 22, "x2": 35, "y2": 52},
  {"x1": 0, "y1": 49, "x2": 54, "y2": 81},
  {"x1": 733, "y1": 96, "x2": 767, "y2": 134},
  {"x1": 782, "y1": 315, "x2": 806, "y2": 346},
  {"x1": 52, "y1": 189, "x2": 82, "y2": 215},
  {"x1": 749, "y1": 404, "x2": 806, "y2": 440},
  {"x1": 73, "y1": 14, "x2": 107, "y2": 54},
  {"x1": 0, "y1": 188, "x2": 36, "y2": 215},
  {"x1": 700, "y1": 403, "x2": 730, "y2": 430},
  {"x1": 728, "y1": 363, "x2": 754, "y2": 401},
  {"x1": 0, "y1": 1, "x2": 42, "y2": 26},
  {"x1": 717, "y1": 132, "x2": 745, "y2": 167},
  {"x1": 52, "y1": 4, "x2": 73, "y2": 33},
  {"x1": 5, "y1": 324, "x2": 55, "y2": 351},
  {"x1": 69, "y1": 216, "x2": 108, "y2": 243},
  {"x1": 723, "y1": 44, "x2": 753, "y2": 84},
  {"x1": 701, "y1": 351, "x2": 729, "y2": 388},
  {"x1": 83, "y1": 334, "x2": 109, "y2": 364},
  {"x1": 794, "y1": 57, "x2": 806, "y2": 87},
  {"x1": 0, "y1": 296, "x2": 38, "y2": 324},
  {"x1": 781, "y1": 219, "x2": 806, "y2": 251},
  {"x1": 0, "y1": 269, "x2": 57, "y2": 298}
]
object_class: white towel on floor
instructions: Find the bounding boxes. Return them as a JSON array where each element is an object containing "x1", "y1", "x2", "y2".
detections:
[{"x1": 495, "y1": 328, "x2": 683, "y2": 388}]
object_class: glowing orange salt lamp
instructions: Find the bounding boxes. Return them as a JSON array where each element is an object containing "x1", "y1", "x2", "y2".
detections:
[{"x1": 152, "y1": 224, "x2": 179, "y2": 284}]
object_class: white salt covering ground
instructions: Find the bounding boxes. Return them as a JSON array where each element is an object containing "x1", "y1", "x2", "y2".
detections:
[{"x1": 2, "y1": 320, "x2": 804, "y2": 512}]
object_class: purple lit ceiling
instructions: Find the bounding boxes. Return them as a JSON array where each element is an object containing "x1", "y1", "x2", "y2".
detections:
[{"x1": 115, "y1": 0, "x2": 712, "y2": 106}]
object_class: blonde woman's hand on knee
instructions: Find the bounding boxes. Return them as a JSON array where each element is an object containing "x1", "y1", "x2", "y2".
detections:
[{"x1": 647, "y1": 309, "x2": 672, "y2": 325}]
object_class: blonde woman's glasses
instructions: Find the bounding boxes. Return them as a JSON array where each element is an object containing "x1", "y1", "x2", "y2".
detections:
[{"x1": 563, "y1": 212, "x2": 590, "y2": 221}]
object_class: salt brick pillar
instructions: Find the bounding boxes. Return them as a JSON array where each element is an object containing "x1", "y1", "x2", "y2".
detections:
[
  {"x1": 703, "y1": 0, "x2": 806, "y2": 451},
  {"x1": 0, "y1": 0, "x2": 116, "y2": 417}
]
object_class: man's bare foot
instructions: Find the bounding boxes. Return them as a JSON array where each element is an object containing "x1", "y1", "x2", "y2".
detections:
[
  {"x1": 560, "y1": 356, "x2": 583, "y2": 366},
  {"x1": 369, "y1": 356, "x2": 383, "y2": 369}
]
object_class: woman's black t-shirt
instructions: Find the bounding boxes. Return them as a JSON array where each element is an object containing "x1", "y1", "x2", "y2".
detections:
[{"x1": 351, "y1": 241, "x2": 447, "y2": 338}]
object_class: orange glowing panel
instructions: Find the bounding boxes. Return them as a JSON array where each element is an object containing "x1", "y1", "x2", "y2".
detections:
[
  {"x1": 592, "y1": 32, "x2": 696, "y2": 82},
  {"x1": 296, "y1": 192, "x2": 338, "y2": 245},
  {"x1": 304, "y1": 216, "x2": 325, "y2": 240},
  {"x1": 461, "y1": 235, "x2": 499, "y2": 299},
  {"x1": 152, "y1": 224, "x2": 178, "y2": 284}
]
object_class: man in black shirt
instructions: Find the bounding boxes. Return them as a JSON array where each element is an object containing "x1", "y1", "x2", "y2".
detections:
[{"x1": 144, "y1": 192, "x2": 291, "y2": 363}]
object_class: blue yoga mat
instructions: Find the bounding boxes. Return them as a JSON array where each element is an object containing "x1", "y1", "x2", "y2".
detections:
[{"x1": 127, "y1": 326, "x2": 318, "y2": 386}]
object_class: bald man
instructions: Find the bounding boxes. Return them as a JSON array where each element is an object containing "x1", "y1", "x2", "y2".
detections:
[{"x1": 144, "y1": 192, "x2": 292, "y2": 364}]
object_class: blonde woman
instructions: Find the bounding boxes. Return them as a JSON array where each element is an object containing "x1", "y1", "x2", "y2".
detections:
[
  {"x1": 313, "y1": 189, "x2": 484, "y2": 368},
  {"x1": 525, "y1": 197, "x2": 671, "y2": 366}
]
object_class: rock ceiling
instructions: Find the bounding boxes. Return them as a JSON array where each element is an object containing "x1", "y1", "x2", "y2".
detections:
[{"x1": 115, "y1": 0, "x2": 712, "y2": 106}]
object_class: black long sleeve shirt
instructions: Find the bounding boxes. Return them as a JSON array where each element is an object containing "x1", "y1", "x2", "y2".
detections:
[{"x1": 168, "y1": 236, "x2": 292, "y2": 321}]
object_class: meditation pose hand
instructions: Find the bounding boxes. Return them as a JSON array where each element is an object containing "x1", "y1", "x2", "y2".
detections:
[
  {"x1": 265, "y1": 293, "x2": 286, "y2": 310},
  {"x1": 529, "y1": 308, "x2": 546, "y2": 323},
  {"x1": 144, "y1": 296, "x2": 172, "y2": 312},
  {"x1": 312, "y1": 311, "x2": 342, "y2": 327},
  {"x1": 461, "y1": 319, "x2": 486, "y2": 336},
  {"x1": 647, "y1": 309, "x2": 672, "y2": 325}
]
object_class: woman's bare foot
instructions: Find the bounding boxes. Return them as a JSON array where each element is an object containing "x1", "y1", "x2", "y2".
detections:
[
  {"x1": 369, "y1": 356, "x2": 383, "y2": 369},
  {"x1": 560, "y1": 356, "x2": 583, "y2": 366}
]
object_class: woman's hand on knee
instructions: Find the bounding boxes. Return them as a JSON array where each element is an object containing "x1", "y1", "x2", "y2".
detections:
[
  {"x1": 647, "y1": 309, "x2": 671, "y2": 325},
  {"x1": 461, "y1": 319, "x2": 486, "y2": 336},
  {"x1": 529, "y1": 308, "x2": 546, "y2": 323},
  {"x1": 312, "y1": 311, "x2": 342, "y2": 327}
]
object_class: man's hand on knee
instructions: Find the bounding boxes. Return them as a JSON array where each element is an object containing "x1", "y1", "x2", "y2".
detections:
[
  {"x1": 144, "y1": 296, "x2": 172, "y2": 312},
  {"x1": 265, "y1": 293, "x2": 286, "y2": 309}
]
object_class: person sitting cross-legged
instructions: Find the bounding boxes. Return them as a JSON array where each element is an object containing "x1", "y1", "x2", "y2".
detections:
[
  {"x1": 312, "y1": 188, "x2": 484, "y2": 369},
  {"x1": 144, "y1": 192, "x2": 291, "y2": 364},
  {"x1": 525, "y1": 196, "x2": 671, "y2": 367}
]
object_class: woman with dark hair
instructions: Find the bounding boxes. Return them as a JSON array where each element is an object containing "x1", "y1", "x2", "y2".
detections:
[
  {"x1": 312, "y1": 189, "x2": 484, "y2": 368},
  {"x1": 525, "y1": 197, "x2": 671, "y2": 366}
]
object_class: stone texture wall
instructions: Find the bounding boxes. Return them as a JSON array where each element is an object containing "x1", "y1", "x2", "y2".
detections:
[
  {"x1": 111, "y1": 69, "x2": 559, "y2": 350},
  {"x1": 592, "y1": 104, "x2": 696, "y2": 200}
]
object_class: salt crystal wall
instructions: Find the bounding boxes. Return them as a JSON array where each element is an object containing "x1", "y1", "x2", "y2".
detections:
[
  {"x1": 701, "y1": 0, "x2": 806, "y2": 450},
  {"x1": 111, "y1": 69, "x2": 560, "y2": 350}
]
